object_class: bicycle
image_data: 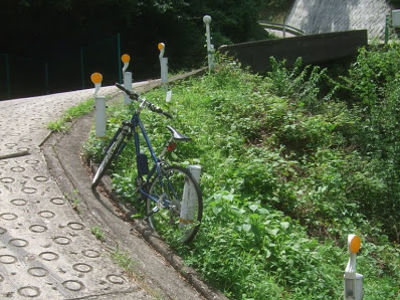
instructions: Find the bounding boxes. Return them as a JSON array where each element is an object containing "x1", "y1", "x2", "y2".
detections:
[{"x1": 91, "y1": 83, "x2": 202, "y2": 243}]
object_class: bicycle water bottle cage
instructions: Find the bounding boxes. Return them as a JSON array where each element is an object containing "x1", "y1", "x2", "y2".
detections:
[
  {"x1": 137, "y1": 152, "x2": 149, "y2": 177},
  {"x1": 166, "y1": 126, "x2": 191, "y2": 142}
]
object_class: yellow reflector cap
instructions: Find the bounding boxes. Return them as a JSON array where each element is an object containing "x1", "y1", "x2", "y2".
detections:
[
  {"x1": 158, "y1": 42, "x2": 165, "y2": 51},
  {"x1": 349, "y1": 235, "x2": 361, "y2": 254},
  {"x1": 90, "y1": 72, "x2": 103, "y2": 84},
  {"x1": 121, "y1": 54, "x2": 130, "y2": 63}
]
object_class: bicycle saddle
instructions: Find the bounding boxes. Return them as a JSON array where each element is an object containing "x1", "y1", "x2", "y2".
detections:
[{"x1": 166, "y1": 125, "x2": 191, "y2": 141}]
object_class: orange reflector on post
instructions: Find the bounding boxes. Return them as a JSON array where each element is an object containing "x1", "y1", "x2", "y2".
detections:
[
  {"x1": 90, "y1": 72, "x2": 103, "y2": 84},
  {"x1": 121, "y1": 54, "x2": 130, "y2": 63},
  {"x1": 158, "y1": 42, "x2": 165, "y2": 51},
  {"x1": 349, "y1": 235, "x2": 361, "y2": 254}
]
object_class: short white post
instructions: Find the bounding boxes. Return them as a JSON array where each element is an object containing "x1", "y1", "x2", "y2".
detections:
[
  {"x1": 91, "y1": 72, "x2": 106, "y2": 138},
  {"x1": 203, "y1": 15, "x2": 214, "y2": 71},
  {"x1": 158, "y1": 43, "x2": 168, "y2": 90},
  {"x1": 344, "y1": 234, "x2": 363, "y2": 300},
  {"x1": 180, "y1": 165, "x2": 201, "y2": 227},
  {"x1": 121, "y1": 54, "x2": 132, "y2": 105}
]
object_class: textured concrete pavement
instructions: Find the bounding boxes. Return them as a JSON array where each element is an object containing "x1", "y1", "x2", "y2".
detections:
[{"x1": 0, "y1": 82, "x2": 208, "y2": 299}]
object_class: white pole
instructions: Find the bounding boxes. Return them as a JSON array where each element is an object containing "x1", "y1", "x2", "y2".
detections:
[
  {"x1": 203, "y1": 15, "x2": 213, "y2": 71},
  {"x1": 123, "y1": 71, "x2": 132, "y2": 105},
  {"x1": 121, "y1": 54, "x2": 132, "y2": 105},
  {"x1": 180, "y1": 165, "x2": 201, "y2": 227},
  {"x1": 90, "y1": 73, "x2": 106, "y2": 138},
  {"x1": 344, "y1": 234, "x2": 363, "y2": 300},
  {"x1": 95, "y1": 95, "x2": 106, "y2": 137},
  {"x1": 158, "y1": 43, "x2": 168, "y2": 91},
  {"x1": 161, "y1": 57, "x2": 168, "y2": 87}
]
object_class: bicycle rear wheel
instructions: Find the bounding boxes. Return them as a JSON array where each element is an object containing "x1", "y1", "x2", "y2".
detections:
[
  {"x1": 147, "y1": 165, "x2": 202, "y2": 243},
  {"x1": 91, "y1": 128, "x2": 127, "y2": 188}
]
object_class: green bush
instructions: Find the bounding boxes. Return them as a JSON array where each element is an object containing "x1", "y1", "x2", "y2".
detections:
[{"x1": 84, "y1": 54, "x2": 400, "y2": 299}]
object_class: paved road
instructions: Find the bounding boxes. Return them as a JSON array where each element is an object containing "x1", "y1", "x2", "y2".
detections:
[{"x1": 0, "y1": 83, "x2": 207, "y2": 299}]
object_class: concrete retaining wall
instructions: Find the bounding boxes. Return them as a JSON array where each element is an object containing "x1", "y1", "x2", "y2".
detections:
[{"x1": 219, "y1": 30, "x2": 368, "y2": 73}]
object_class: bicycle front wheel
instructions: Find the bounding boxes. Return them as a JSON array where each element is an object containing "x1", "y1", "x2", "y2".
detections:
[
  {"x1": 91, "y1": 128, "x2": 127, "y2": 188},
  {"x1": 147, "y1": 165, "x2": 202, "y2": 243}
]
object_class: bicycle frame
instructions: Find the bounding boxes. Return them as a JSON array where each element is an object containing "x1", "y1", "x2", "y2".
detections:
[{"x1": 129, "y1": 111, "x2": 170, "y2": 208}]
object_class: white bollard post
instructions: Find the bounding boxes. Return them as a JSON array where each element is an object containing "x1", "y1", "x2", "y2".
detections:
[
  {"x1": 203, "y1": 15, "x2": 214, "y2": 72},
  {"x1": 90, "y1": 72, "x2": 106, "y2": 138},
  {"x1": 210, "y1": 44, "x2": 215, "y2": 70},
  {"x1": 121, "y1": 54, "x2": 132, "y2": 105},
  {"x1": 344, "y1": 234, "x2": 363, "y2": 300},
  {"x1": 158, "y1": 43, "x2": 168, "y2": 90},
  {"x1": 180, "y1": 165, "x2": 201, "y2": 227},
  {"x1": 123, "y1": 71, "x2": 132, "y2": 105},
  {"x1": 95, "y1": 96, "x2": 106, "y2": 137}
]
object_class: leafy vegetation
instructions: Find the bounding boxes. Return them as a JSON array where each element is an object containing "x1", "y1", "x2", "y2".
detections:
[
  {"x1": 91, "y1": 226, "x2": 105, "y2": 241},
  {"x1": 84, "y1": 46, "x2": 400, "y2": 299},
  {"x1": 47, "y1": 98, "x2": 94, "y2": 132}
]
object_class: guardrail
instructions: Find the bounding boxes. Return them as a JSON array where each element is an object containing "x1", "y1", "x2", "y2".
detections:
[{"x1": 258, "y1": 20, "x2": 305, "y2": 37}]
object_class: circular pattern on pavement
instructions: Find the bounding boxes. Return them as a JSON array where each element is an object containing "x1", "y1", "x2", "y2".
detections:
[
  {"x1": 9, "y1": 238, "x2": 29, "y2": 248},
  {"x1": 11, "y1": 198, "x2": 27, "y2": 206},
  {"x1": 73, "y1": 263, "x2": 93, "y2": 273},
  {"x1": 0, "y1": 213, "x2": 18, "y2": 221},
  {"x1": 20, "y1": 138, "x2": 32, "y2": 142},
  {"x1": 0, "y1": 177, "x2": 15, "y2": 184},
  {"x1": 62, "y1": 280, "x2": 85, "y2": 292},
  {"x1": 29, "y1": 225, "x2": 47, "y2": 233},
  {"x1": 5, "y1": 143, "x2": 17, "y2": 148},
  {"x1": 22, "y1": 187, "x2": 37, "y2": 194},
  {"x1": 25, "y1": 159, "x2": 39, "y2": 165},
  {"x1": 17, "y1": 147, "x2": 30, "y2": 152},
  {"x1": 106, "y1": 274, "x2": 126, "y2": 285},
  {"x1": 82, "y1": 250, "x2": 100, "y2": 258},
  {"x1": 11, "y1": 166, "x2": 25, "y2": 173},
  {"x1": 67, "y1": 222, "x2": 85, "y2": 231},
  {"x1": 39, "y1": 252, "x2": 59, "y2": 261},
  {"x1": 28, "y1": 267, "x2": 48, "y2": 278},
  {"x1": 53, "y1": 236, "x2": 71, "y2": 245},
  {"x1": 33, "y1": 176, "x2": 48, "y2": 183},
  {"x1": 50, "y1": 197, "x2": 66, "y2": 205},
  {"x1": 18, "y1": 286, "x2": 40, "y2": 298},
  {"x1": 0, "y1": 227, "x2": 7, "y2": 235},
  {"x1": 38, "y1": 210, "x2": 55, "y2": 219},
  {"x1": 0, "y1": 255, "x2": 17, "y2": 264}
]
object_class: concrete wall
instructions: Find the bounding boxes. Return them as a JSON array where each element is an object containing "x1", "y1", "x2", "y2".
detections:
[
  {"x1": 219, "y1": 30, "x2": 367, "y2": 73},
  {"x1": 286, "y1": 0, "x2": 390, "y2": 39}
]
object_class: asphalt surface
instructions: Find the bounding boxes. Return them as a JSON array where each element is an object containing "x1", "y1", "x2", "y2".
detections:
[{"x1": 0, "y1": 78, "x2": 221, "y2": 300}]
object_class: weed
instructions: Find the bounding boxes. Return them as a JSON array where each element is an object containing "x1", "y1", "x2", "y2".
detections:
[
  {"x1": 111, "y1": 246, "x2": 137, "y2": 273},
  {"x1": 84, "y1": 53, "x2": 400, "y2": 299},
  {"x1": 91, "y1": 226, "x2": 105, "y2": 241},
  {"x1": 47, "y1": 98, "x2": 94, "y2": 132}
]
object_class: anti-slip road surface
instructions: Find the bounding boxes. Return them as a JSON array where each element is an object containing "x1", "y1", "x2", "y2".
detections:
[{"x1": 0, "y1": 82, "x2": 211, "y2": 300}]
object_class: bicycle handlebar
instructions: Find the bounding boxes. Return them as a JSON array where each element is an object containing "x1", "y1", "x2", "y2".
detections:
[{"x1": 115, "y1": 83, "x2": 173, "y2": 119}]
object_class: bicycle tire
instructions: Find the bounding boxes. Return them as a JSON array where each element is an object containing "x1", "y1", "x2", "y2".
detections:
[
  {"x1": 147, "y1": 165, "x2": 203, "y2": 243},
  {"x1": 91, "y1": 129, "x2": 127, "y2": 188}
]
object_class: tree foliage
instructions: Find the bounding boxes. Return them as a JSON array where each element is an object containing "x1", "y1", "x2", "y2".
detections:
[{"x1": 1, "y1": 0, "x2": 269, "y2": 68}]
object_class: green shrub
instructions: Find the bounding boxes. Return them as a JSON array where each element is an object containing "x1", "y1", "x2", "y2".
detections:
[{"x1": 84, "y1": 55, "x2": 400, "y2": 299}]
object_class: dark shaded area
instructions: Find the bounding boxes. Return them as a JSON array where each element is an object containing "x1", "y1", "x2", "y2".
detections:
[
  {"x1": 0, "y1": 0, "x2": 270, "y2": 100},
  {"x1": 219, "y1": 30, "x2": 368, "y2": 73}
]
